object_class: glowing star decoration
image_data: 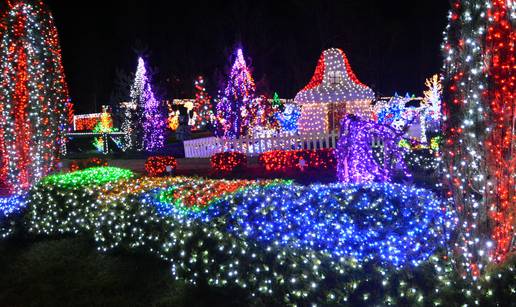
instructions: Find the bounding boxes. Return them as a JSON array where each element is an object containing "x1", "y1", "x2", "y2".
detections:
[
  {"x1": 336, "y1": 115, "x2": 411, "y2": 183},
  {"x1": 294, "y1": 48, "x2": 374, "y2": 134},
  {"x1": 130, "y1": 57, "x2": 166, "y2": 152},
  {"x1": 215, "y1": 48, "x2": 256, "y2": 138},
  {"x1": 0, "y1": 1, "x2": 70, "y2": 193}
]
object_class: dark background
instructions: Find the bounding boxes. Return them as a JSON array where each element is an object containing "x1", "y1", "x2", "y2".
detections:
[{"x1": 24, "y1": 0, "x2": 450, "y2": 113}]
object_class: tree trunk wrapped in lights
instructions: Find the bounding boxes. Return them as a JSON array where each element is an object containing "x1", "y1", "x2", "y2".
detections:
[
  {"x1": 0, "y1": 0, "x2": 70, "y2": 193},
  {"x1": 442, "y1": 0, "x2": 515, "y2": 277}
]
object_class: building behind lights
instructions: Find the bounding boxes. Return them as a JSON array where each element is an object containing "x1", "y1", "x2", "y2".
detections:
[{"x1": 294, "y1": 48, "x2": 375, "y2": 134}]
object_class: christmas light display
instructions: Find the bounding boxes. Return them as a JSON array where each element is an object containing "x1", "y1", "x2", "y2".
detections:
[
  {"x1": 192, "y1": 76, "x2": 213, "y2": 131},
  {"x1": 271, "y1": 92, "x2": 284, "y2": 109},
  {"x1": 336, "y1": 115, "x2": 411, "y2": 183},
  {"x1": 0, "y1": 0, "x2": 70, "y2": 193},
  {"x1": 27, "y1": 167, "x2": 133, "y2": 235},
  {"x1": 275, "y1": 103, "x2": 301, "y2": 133},
  {"x1": 249, "y1": 95, "x2": 280, "y2": 135},
  {"x1": 130, "y1": 57, "x2": 166, "y2": 152},
  {"x1": 120, "y1": 101, "x2": 136, "y2": 151},
  {"x1": 441, "y1": 0, "x2": 515, "y2": 277},
  {"x1": 294, "y1": 48, "x2": 374, "y2": 134},
  {"x1": 93, "y1": 180, "x2": 470, "y2": 305},
  {"x1": 210, "y1": 152, "x2": 247, "y2": 172},
  {"x1": 151, "y1": 178, "x2": 284, "y2": 211},
  {"x1": 258, "y1": 149, "x2": 336, "y2": 172},
  {"x1": 484, "y1": 0, "x2": 515, "y2": 264},
  {"x1": 0, "y1": 194, "x2": 26, "y2": 238},
  {"x1": 73, "y1": 113, "x2": 103, "y2": 131},
  {"x1": 167, "y1": 111, "x2": 179, "y2": 131},
  {"x1": 145, "y1": 156, "x2": 177, "y2": 177},
  {"x1": 10, "y1": 167, "x2": 512, "y2": 305},
  {"x1": 215, "y1": 48, "x2": 256, "y2": 138},
  {"x1": 422, "y1": 75, "x2": 443, "y2": 134},
  {"x1": 92, "y1": 107, "x2": 117, "y2": 152},
  {"x1": 68, "y1": 157, "x2": 108, "y2": 172}
]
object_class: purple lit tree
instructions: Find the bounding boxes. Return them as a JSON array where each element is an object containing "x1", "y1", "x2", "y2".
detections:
[
  {"x1": 130, "y1": 57, "x2": 165, "y2": 151},
  {"x1": 215, "y1": 49, "x2": 256, "y2": 138},
  {"x1": 336, "y1": 115, "x2": 411, "y2": 183}
]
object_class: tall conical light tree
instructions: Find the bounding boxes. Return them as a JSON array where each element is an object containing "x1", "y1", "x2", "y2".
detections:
[
  {"x1": 130, "y1": 57, "x2": 165, "y2": 151},
  {"x1": 215, "y1": 48, "x2": 256, "y2": 138},
  {"x1": 0, "y1": 0, "x2": 70, "y2": 193},
  {"x1": 192, "y1": 75, "x2": 212, "y2": 131},
  {"x1": 442, "y1": 0, "x2": 515, "y2": 278}
]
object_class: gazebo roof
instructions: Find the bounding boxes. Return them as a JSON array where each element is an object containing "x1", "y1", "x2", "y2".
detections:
[{"x1": 294, "y1": 48, "x2": 374, "y2": 104}]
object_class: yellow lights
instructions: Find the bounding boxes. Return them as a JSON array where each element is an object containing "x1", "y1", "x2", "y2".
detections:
[{"x1": 298, "y1": 103, "x2": 329, "y2": 134}]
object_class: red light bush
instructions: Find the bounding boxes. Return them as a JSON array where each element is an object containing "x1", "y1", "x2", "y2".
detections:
[
  {"x1": 211, "y1": 152, "x2": 247, "y2": 172},
  {"x1": 145, "y1": 156, "x2": 177, "y2": 177},
  {"x1": 258, "y1": 149, "x2": 336, "y2": 172},
  {"x1": 69, "y1": 157, "x2": 108, "y2": 172}
]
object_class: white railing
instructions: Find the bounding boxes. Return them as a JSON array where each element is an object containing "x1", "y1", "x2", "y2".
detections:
[{"x1": 183, "y1": 132, "x2": 340, "y2": 158}]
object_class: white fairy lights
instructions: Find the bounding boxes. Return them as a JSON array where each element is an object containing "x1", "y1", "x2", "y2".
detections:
[{"x1": 294, "y1": 48, "x2": 375, "y2": 134}]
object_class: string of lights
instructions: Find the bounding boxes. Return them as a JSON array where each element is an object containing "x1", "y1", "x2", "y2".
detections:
[{"x1": 0, "y1": 0, "x2": 70, "y2": 193}]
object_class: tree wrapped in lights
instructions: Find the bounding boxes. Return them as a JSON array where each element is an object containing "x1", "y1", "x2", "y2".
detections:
[
  {"x1": 192, "y1": 76, "x2": 212, "y2": 131},
  {"x1": 421, "y1": 74, "x2": 443, "y2": 144},
  {"x1": 336, "y1": 115, "x2": 411, "y2": 183},
  {"x1": 130, "y1": 57, "x2": 166, "y2": 151},
  {"x1": 442, "y1": 0, "x2": 515, "y2": 276},
  {"x1": 215, "y1": 49, "x2": 256, "y2": 138},
  {"x1": 0, "y1": 0, "x2": 70, "y2": 193}
]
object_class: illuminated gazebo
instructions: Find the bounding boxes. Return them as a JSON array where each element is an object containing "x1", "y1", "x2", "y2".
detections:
[{"x1": 294, "y1": 48, "x2": 375, "y2": 134}]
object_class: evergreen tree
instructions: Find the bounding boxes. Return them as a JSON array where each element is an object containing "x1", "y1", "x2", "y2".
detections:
[
  {"x1": 129, "y1": 57, "x2": 166, "y2": 151},
  {"x1": 192, "y1": 75, "x2": 212, "y2": 131},
  {"x1": 215, "y1": 49, "x2": 256, "y2": 138},
  {"x1": 0, "y1": 0, "x2": 70, "y2": 192}
]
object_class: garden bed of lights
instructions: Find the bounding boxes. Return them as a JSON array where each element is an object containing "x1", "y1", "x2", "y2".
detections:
[
  {"x1": 94, "y1": 179, "x2": 459, "y2": 304},
  {"x1": 9, "y1": 167, "x2": 511, "y2": 305},
  {"x1": 27, "y1": 167, "x2": 134, "y2": 235}
]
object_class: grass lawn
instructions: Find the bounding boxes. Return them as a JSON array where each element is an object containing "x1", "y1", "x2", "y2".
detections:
[{"x1": 0, "y1": 236, "x2": 266, "y2": 307}]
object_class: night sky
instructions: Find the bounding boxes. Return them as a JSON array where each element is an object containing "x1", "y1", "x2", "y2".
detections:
[{"x1": 41, "y1": 0, "x2": 450, "y2": 113}]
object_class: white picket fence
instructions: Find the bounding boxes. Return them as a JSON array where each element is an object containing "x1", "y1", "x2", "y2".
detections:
[{"x1": 183, "y1": 132, "x2": 341, "y2": 158}]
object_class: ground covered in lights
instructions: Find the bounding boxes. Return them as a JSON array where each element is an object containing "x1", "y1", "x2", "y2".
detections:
[{"x1": 0, "y1": 167, "x2": 515, "y2": 306}]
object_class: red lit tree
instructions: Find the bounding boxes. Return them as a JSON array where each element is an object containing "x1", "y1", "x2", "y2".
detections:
[
  {"x1": 192, "y1": 75, "x2": 212, "y2": 131},
  {"x1": 0, "y1": 0, "x2": 70, "y2": 193}
]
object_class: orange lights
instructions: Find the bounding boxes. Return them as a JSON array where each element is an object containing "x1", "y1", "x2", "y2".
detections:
[
  {"x1": 210, "y1": 152, "x2": 247, "y2": 172},
  {"x1": 258, "y1": 149, "x2": 336, "y2": 172},
  {"x1": 145, "y1": 156, "x2": 177, "y2": 177}
]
